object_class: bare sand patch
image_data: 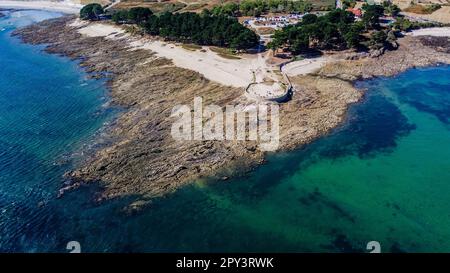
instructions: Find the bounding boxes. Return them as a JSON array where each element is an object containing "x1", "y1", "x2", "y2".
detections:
[
  {"x1": 131, "y1": 39, "x2": 259, "y2": 88},
  {"x1": 0, "y1": 0, "x2": 82, "y2": 14},
  {"x1": 78, "y1": 23, "x2": 126, "y2": 37},
  {"x1": 282, "y1": 57, "x2": 329, "y2": 77},
  {"x1": 409, "y1": 27, "x2": 450, "y2": 37}
]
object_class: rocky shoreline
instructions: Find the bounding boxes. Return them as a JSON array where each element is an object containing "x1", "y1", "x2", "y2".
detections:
[{"x1": 12, "y1": 16, "x2": 450, "y2": 206}]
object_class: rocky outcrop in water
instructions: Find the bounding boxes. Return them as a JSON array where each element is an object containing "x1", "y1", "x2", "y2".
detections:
[
  {"x1": 12, "y1": 16, "x2": 450, "y2": 204},
  {"x1": 319, "y1": 36, "x2": 450, "y2": 80}
]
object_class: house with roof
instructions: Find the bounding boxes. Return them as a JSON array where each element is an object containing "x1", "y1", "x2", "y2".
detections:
[{"x1": 347, "y1": 7, "x2": 362, "y2": 18}]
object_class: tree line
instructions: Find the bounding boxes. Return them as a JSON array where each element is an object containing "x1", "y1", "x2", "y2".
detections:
[
  {"x1": 267, "y1": 4, "x2": 400, "y2": 53},
  {"x1": 143, "y1": 12, "x2": 259, "y2": 50},
  {"x1": 268, "y1": 9, "x2": 363, "y2": 52},
  {"x1": 112, "y1": 7, "x2": 153, "y2": 24},
  {"x1": 110, "y1": 7, "x2": 259, "y2": 50}
]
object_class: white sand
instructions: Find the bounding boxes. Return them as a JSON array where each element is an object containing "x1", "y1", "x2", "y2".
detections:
[
  {"x1": 281, "y1": 57, "x2": 328, "y2": 77},
  {"x1": 75, "y1": 22, "x2": 327, "y2": 88},
  {"x1": 78, "y1": 23, "x2": 125, "y2": 37},
  {"x1": 0, "y1": 0, "x2": 82, "y2": 14},
  {"x1": 133, "y1": 40, "x2": 256, "y2": 87},
  {"x1": 409, "y1": 27, "x2": 450, "y2": 37},
  {"x1": 77, "y1": 22, "x2": 276, "y2": 87}
]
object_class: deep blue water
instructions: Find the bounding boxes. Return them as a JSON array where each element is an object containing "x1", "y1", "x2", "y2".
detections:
[{"x1": 0, "y1": 9, "x2": 449, "y2": 253}]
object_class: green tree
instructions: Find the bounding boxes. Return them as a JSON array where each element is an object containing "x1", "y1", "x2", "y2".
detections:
[
  {"x1": 392, "y1": 17, "x2": 413, "y2": 31},
  {"x1": 267, "y1": 26, "x2": 289, "y2": 49},
  {"x1": 231, "y1": 30, "x2": 259, "y2": 50},
  {"x1": 301, "y1": 14, "x2": 318, "y2": 25},
  {"x1": 290, "y1": 34, "x2": 309, "y2": 52},
  {"x1": 142, "y1": 12, "x2": 259, "y2": 50},
  {"x1": 128, "y1": 7, "x2": 153, "y2": 24},
  {"x1": 326, "y1": 8, "x2": 355, "y2": 24},
  {"x1": 80, "y1": 3, "x2": 104, "y2": 21},
  {"x1": 362, "y1": 4, "x2": 384, "y2": 30},
  {"x1": 343, "y1": 22, "x2": 363, "y2": 48},
  {"x1": 112, "y1": 10, "x2": 128, "y2": 24},
  {"x1": 383, "y1": 1, "x2": 401, "y2": 17},
  {"x1": 201, "y1": 8, "x2": 212, "y2": 17},
  {"x1": 343, "y1": 0, "x2": 356, "y2": 9},
  {"x1": 221, "y1": 2, "x2": 240, "y2": 16},
  {"x1": 368, "y1": 30, "x2": 387, "y2": 49},
  {"x1": 268, "y1": 8, "x2": 363, "y2": 52},
  {"x1": 240, "y1": 0, "x2": 256, "y2": 15}
]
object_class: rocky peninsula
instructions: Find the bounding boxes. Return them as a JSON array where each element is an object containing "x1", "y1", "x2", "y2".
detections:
[{"x1": 12, "y1": 15, "x2": 450, "y2": 205}]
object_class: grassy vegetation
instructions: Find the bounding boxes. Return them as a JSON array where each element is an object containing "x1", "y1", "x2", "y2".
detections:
[
  {"x1": 209, "y1": 46, "x2": 236, "y2": 55},
  {"x1": 293, "y1": 55, "x2": 305, "y2": 61},
  {"x1": 404, "y1": 3, "x2": 442, "y2": 14},
  {"x1": 181, "y1": 3, "x2": 208, "y2": 12},
  {"x1": 217, "y1": 53, "x2": 242, "y2": 59},
  {"x1": 310, "y1": 0, "x2": 336, "y2": 11},
  {"x1": 256, "y1": 27, "x2": 276, "y2": 35},
  {"x1": 80, "y1": 0, "x2": 111, "y2": 5},
  {"x1": 181, "y1": 44, "x2": 203, "y2": 51},
  {"x1": 272, "y1": 70, "x2": 283, "y2": 77},
  {"x1": 114, "y1": 0, "x2": 335, "y2": 14},
  {"x1": 209, "y1": 0, "x2": 336, "y2": 17},
  {"x1": 175, "y1": 0, "x2": 237, "y2": 12},
  {"x1": 393, "y1": 17, "x2": 443, "y2": 31},
  {"x1": 123, "y1": 25, "x2": 143, "y2": 35},
  {"x1": 210, "y1": 46, "x2": 241, "y2": 59},
  {"x1": 114, "y1": 1, "x2": 186, "y2": 14}
]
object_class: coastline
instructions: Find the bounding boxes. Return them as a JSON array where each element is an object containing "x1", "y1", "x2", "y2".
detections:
[
  {"x1": 0, "y1": 1, "x2": 81, "y2": 14},
  {"x1": 12, "y1": 15, "x2": 450, "y2": 203}
]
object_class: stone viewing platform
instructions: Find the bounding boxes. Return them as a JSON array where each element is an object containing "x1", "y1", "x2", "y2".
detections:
[
  {"x1": 245, "y1": 81, "x2": 293, "y2": 103},
  {"x1": 245, "y1": 65, "x2": 294, "y2": 103}
]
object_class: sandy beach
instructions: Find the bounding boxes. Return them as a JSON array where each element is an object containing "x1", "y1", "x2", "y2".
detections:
[
  {"x1": 75, "y1": 21, "x2": 327, "y2": 88},
  {"x1": 409, "y1": 27, "x2": 450, "y2": 37},
  {"x1": 0, "y1": 0, "x2": 81, "y2": 14}
]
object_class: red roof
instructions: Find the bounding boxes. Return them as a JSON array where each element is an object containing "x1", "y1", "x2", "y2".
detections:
[{"x1": 347, "y1": 8, "x2": 362, "y2": 17}]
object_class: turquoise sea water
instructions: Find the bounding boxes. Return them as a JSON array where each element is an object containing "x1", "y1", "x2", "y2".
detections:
[
  {"x1": 0, "y1": 10, "x2": 449, "y2": 253},
  {"x1": 0, "y1": 10, "x2": 115, "y2": 252}
]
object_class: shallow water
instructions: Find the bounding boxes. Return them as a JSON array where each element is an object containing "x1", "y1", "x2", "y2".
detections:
[
  {"x1": 0, "y1": 10, "x2": 449, "y2": 253},
  {"x1": 96, "y1": 65, "x2": 448, "y2": 253},
  {"x1": 0, "y1": 10, "x2": 115, "y2": 252}
]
